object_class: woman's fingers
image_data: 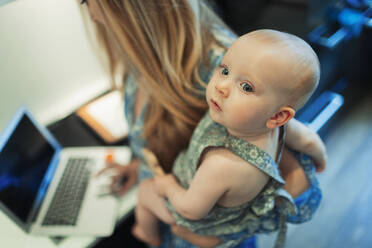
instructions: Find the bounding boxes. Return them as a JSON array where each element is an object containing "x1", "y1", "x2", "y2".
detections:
[
  {"x1": 313, "y1": 159, "x2": 326, "y2": 173},
  {"x1": 171, "y1": 225, "x2": 221, "y2": 248},
  {"x1": 96, "y1": 159, "x2": 140, "y2": 195},
  {"x1": 96, "y1": 162, "x2": 124, "y2": 177},
  {"x1": 112, "y1": 159, "x2": 140, "y2": 195},
  {"x1": 109, "y1": 167, "x2": 129, "y2": 192},
  {"x1": 313, "y1": 153, "x2": 327, "y2": 173},
  {"x1": 117, "y1": 174, "x2": 137, "y2": 196}
]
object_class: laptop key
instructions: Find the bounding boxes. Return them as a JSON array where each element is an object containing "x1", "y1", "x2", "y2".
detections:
[{"x1": 42, "y1": 157, "x2": 92, "y2": 226}]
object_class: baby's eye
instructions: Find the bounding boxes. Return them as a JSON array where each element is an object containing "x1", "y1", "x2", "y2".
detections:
[
  {"x1": 220, "y1": 66, "x2": 229, "y2": 76},
  {"x1": 240, "y1": 82, "x2": 253, "y2": 92}
]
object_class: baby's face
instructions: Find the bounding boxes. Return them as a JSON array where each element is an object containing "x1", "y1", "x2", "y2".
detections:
[{"x1": 206, "y1": 35, "x2": 294, "y2": 135}]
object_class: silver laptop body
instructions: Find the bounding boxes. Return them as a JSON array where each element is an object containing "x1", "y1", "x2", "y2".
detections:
[{"x1": 0, "y1": 107, "x2": 130, "y2": 236}]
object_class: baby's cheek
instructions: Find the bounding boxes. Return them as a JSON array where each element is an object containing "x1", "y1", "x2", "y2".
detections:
[{"x1": 206, "y1": 82, "x2": 214, "y2": 99}]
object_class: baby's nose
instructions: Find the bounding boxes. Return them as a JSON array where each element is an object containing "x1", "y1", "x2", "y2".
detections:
[{"x1": 215, "y1": 81, "x2": 230, "y2": 97}]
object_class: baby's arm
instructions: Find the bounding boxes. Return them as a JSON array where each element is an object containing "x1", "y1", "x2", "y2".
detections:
[
  {"x1": 154, "y1": 161, "x2": 229, "y2": 220},
  {"x1": 155, "y1": 149, "x2": 268, "y2": 221},
  {"x1": 286, "y1": 118, "x2": 327, "y2": 172}
]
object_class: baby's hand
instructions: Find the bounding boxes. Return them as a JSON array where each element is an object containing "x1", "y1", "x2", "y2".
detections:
[
  {"x1": 306, "y1": 137, "x2": 327, "y2": 173},
  {"x1": 312, "y1": 151, "x2": 327, "y2": 173},
  {"x1": 154, "y1": 174, "x2": 178, "y2": 197}
]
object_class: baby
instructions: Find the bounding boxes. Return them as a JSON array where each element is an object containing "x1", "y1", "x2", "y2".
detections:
[{"x1": 133, "y1": 29, "x2": 323, "y2": 247}]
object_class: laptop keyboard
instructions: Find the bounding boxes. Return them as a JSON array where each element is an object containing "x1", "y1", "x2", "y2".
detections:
[{"x1": 42, "y1": 157, "x2": 93, "y2": 226}]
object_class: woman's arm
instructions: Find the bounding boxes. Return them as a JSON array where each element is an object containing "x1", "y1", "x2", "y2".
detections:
[
  {"x1": 279, "y1": 147, "x2": 310, "y2": 198},
  {"x1": 286, "y1": 118, "x2": 327, "y2": 172}
]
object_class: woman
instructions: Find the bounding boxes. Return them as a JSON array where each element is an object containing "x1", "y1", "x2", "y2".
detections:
[{"x1": 80, "y1": 1, "x2": 325, "y2": 247}]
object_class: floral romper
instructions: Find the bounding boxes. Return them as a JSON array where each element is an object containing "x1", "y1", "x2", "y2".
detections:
[{"x1": 165, "y1": 112, "x2": 312, "y2": 248}]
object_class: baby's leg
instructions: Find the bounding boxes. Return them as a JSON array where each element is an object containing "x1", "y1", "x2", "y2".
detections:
[
  {"x1": 132, "y1": 179, "x2": 175, "y2": 246},
  {"x1": 133, "y1": 203, "x2": 161, "y2": 246}
]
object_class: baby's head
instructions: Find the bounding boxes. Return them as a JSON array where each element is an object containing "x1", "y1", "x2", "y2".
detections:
[
  {"x1": 206, "y1": 29, "x2": 320, "y2": 133},
  {"x1": 245, "y1": 29, "x2": 320, "y2": 110}
]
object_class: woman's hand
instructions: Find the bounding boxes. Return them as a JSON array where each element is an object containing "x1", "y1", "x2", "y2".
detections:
[
  {"x1": 96, "y1": 158, "x2": 140, "y2": 196},
  {"x1": 279, "y1": 148, "x2": 310, "y2": 198},
  {"x1": 307, "y1": 141, "x2": 327, "y2": 173},
  {"x1": 171, "y1": 225, "x2": 221, "y2": 248}
]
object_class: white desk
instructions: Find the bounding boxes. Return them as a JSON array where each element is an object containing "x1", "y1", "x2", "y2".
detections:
[{"x1": 0, "y1": 186, "x2": 137, "y2": 248}]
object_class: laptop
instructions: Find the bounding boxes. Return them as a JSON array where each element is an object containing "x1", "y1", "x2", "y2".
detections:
[{"x1": 0, "y1": 106, "x2": 132, "y2": 236}]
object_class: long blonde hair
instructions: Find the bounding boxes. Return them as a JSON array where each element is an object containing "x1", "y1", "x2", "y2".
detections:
[{"x1": 83, "y1": 0, "x2": 228, "y2": 171}]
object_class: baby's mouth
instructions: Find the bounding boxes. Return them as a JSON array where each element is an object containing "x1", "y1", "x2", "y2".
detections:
[{"x1": 210, "y1": 99, "x2": 222, "y2": 112}]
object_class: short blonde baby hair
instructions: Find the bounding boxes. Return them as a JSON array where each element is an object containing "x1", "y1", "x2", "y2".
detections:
[{"x1": 246, "y1": 29, "x2": 320, "y2": 110}]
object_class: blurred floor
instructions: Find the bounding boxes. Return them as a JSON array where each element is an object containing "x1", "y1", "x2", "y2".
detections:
[{"x1": 259, "y1": 91, "x2": 372, "y2": 248}]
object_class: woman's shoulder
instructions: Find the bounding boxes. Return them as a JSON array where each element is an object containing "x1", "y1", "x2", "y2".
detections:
[
  {"x1": 212, "y1": 24, "x2": 237, "y2": 48},
  {"x1": 208, "y1": 25, "x2": 236, "y2": 59},
  {"x1": 199, "y1": 25, "x2": 236, "y2": 81}
]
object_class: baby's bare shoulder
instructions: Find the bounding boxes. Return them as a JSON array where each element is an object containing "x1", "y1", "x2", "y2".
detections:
[{"x1": 201, "y1": 148, "x2": 270, "y2": 205}]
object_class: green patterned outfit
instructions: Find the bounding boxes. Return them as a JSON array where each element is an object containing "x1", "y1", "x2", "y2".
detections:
[{"x1": 166, "y1": 111, "x2": 297, "y2": 248}]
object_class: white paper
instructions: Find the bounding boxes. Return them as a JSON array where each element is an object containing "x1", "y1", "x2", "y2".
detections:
[{"x1": 85, "y1": 91, "x2": 128, "y2": 139}]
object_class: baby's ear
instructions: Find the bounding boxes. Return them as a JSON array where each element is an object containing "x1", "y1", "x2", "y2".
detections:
[{"x1": 266, "y1": 106, "x2": 295, "y2": 129}]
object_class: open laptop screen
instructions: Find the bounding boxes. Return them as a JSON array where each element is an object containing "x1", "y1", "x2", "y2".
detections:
[{"x1": 0, "y1": 114, "x2": 55, "y2": 223}]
